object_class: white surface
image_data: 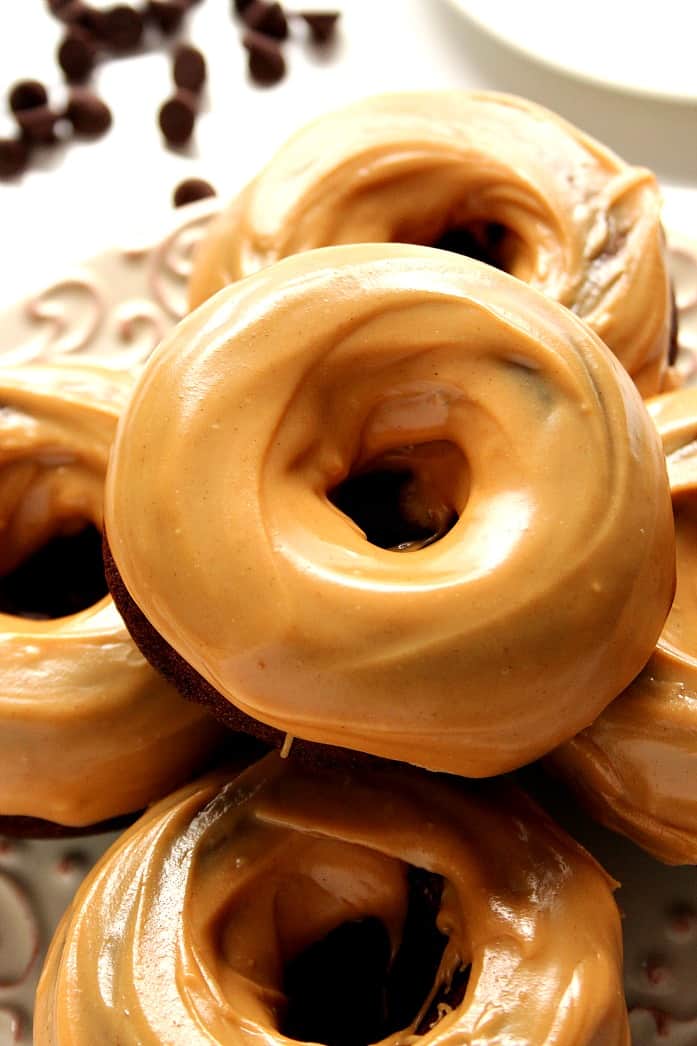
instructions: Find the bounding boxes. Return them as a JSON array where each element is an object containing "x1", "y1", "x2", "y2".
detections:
[
  {"x1": 0, "y1": 0, "x2": 696, "y2": 308},
  {"x1": 447, "y1": 0, "x2": 697, "y2": 104}
]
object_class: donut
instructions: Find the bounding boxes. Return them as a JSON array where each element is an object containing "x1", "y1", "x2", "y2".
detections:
[
  {"x1": 104, "y1": 244, "x2": 675, "y2": 777},
  {"x1": 190, "y1": 91, "x2": 672, "y2": 396},
  {"x1": 549, "y1": 385, "x2": 697, "y2": 865},
  {"x1": 0, "y1": 362, "x2": 224, "y2": 830},
  {"x1": 35, "y1": 753, "x2": 630, "y2": 1044}
]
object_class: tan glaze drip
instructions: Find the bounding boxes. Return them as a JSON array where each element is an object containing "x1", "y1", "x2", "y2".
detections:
[
  {"x1": 35, "y1": 753, "x2": 630, "y2": 1045},
  {"x1": 190, "y1": 91, "x2": 671, "y2": 397},
  {"x1": 549, "y1": 385, "x2": 697, "y2": 865},
  {"x1": 0, "y1": 363, "x2": 222, "y2": 828},
  {"x1": 105, "y1": 245, "x2": 675, "y2": 777}
]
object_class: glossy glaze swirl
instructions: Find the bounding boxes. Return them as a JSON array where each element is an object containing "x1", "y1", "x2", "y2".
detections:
[
  {"x1": 190, "y1": 91, "x2": 671, "y2": 396},
  {"x1": 550, "y1": 385, "x2": 697, "y2": 865},
  {"x1": 35, "y1": 753, "x2": 630, "y2": 1044},
  {"x1": 0, "y1": 363, "x2": 222, "y2": 828},
  {"x1": 105, "y1": 244, "x2": 674, "y2": 776}
]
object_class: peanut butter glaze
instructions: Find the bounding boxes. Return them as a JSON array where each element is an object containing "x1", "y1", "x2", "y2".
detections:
[
  {"x1": 190, "y1": 91, "x2": 671, "y2": 396},
  {"x1": 35, "y1": 753, "x2": 630, "y2": 1044},
  {"x1": 550, "y1": 385, "x2": 697, "y2": 865},
  {"x1": 0, "y1": 363, "x2": 222, "y2": 828},
  {"x1": 105, "y1": 244, "x2": 675, "y2": 776}
]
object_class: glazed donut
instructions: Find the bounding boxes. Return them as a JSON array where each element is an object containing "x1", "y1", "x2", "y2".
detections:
[
  {"x1": 549, "y1": 385, "x2": 697, "y2": 865},
  {"x1": 190, "y1": 90, "x2": 672, "y2": 396},
  {"x1": 35, "y1": 753, "x2": 630, "y2": 1044},
  {"x1": 0, "y1": 363, "x2": 223, "y2": 830},
  {"x1": 105, "y1": 244, "x2": 674, "y2": 777}
]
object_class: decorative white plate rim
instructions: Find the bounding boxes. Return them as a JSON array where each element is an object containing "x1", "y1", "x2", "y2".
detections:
[{"x1": 444, "y1": 0, "x2": 697, "y2": 105}]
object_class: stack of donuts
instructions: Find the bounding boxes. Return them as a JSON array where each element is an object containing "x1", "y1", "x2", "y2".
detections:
[{"x1": 4, "y1": 92, "x2": 696, "y2": 1043}]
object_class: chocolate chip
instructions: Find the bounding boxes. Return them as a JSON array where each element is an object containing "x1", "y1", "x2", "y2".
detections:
[
  {"x1": 243, "y1": 30, "x2": 286, "y2": 85},
  {"x1": 54, "y1": 1, "x2": 106, "y2": 37},
  {"x1": 50, "y1": 0, "x2": 88, "y2": 20},
  {"x1": 15, "y1": 105, "x2": 60, "y2": 146},
  {"x1": 233, "y1": 0, "x2": 254, "y2": 12},
  {"x1": 8, "y1": 80, "x2": 49, "y2": 113},
  {"x1": 146, "y1": 0, "x2": 187, "y2": 34},
  {"x1": 65, "y1": 88, "x2": 112, "y2": 136},
  {"x1": 299, "y1": 11, "x2": 339, "y2": 43},
  {"x1": 243, "y1": 1, "x2": 288, "y2": 40},
  {"x1": 58, "y1": 29, "x2": 97, "y2": 82},
  {"x1": 158, "y1": 89, "x2": 197, "y2": 145},
  {"x1": 101, "y1": 4, "x2": 144, "y2": 52},
  {"x1": 173, "y1": 177, "x2": 216, "y2": 207},
  {"x1": 173, "y1": 44, "x2": 206, "y2": 93},
  {"x1": 47, "y1": 0, "x2": 74, "y2": 14},
  {"x1": 0, "y1": 137, "x2": 30, "y2": 178}
]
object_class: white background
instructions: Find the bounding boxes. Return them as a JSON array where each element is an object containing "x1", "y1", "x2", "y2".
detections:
[{"x1": 1, "y1": 0, "x2": 696, "y2": 309}]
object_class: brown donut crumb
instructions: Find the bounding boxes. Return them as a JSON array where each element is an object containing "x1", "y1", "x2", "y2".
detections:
[{"x1": 173, "y1": 176, "x2": 216, "y2": 207}]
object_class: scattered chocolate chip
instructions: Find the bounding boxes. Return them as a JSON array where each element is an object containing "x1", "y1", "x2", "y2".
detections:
[
  {"x1": 233, "y1": 0, "x2": 254, "y2": 12},
  {"x1": 58, "y1": 29, "x2": 97, "y2": 82},
  {"x1": 173, "y1": 176, "x2": 216, "y2": 207},
  {"x1": 0, "y1": 137, "x2": 30, "y2": 178},
  {"x1": 243, "y1": 29, "x2": 286, "y2": 85},
  {"x1": 54, "y1": 0, "x2": 106, "y2": 37},
  {"x1": 146, "y1": 0, "x2": 187, "y2": 34},
  {"x1": 50, "y1": 0, "x2": 87, "y2": 20},
  {"x1": 299, "y1": 11, "x2": 339, "y2": 43},
  {"x1": 173, "y1": 44, "x2": 206, "y2": 93},
  {"x1": 15, "y1": 105, "x2": 61, "y2": 146},
  {"x1": 158, "y1": 89, "x2": 197, "y2": 145},
  {"x1": 65, "y1": 88, "x2": 112, "y2": 136},
  {"x1": 101, "y1": 4, "x2": 144, "y2": 52},
  {"x1": 243, "y1": 0, "x2": 288, "y2": 40},
  {"x1": 8, "y1": 79, "x2": 49, "y2": 113}
]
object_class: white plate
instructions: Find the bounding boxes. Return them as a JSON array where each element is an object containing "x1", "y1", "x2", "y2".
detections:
[
  {"x1": 0, "y1": 200, "x2": 696, "y2": 1045},
  {"x1": 446, "y1": 0, "x2": 697, "y2": 104}
]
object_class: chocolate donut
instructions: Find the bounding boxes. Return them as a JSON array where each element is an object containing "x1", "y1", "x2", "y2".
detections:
[
  {"x1": 190, "y1": 91, "x2": 672, "y2": 396},
  {"x1": 35, "y1": 754, "x2": 630, "y2": 1043},
  {"x1": 549, "y1": 385, "x2": 697, "y2": 864},
  {"x1": 105, "y1": 245, "x2": 674, "y2": 776},
  {"x1": 0, "y1": 363, "x2": 224, "y2": 831}
]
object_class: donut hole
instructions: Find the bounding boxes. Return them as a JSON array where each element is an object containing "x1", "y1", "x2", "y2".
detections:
[
  {"x1": 281, "y1": 868, "x2": 469, "y2": 1046},
  {"x1": 0, "y1": 522, "x2": 108, "y2": 620},
  {"x1": 328, "y1": 441, "x2": 466, "y2": 552},
  {"x1": 0, "y1": 456, "x2": 108, "y2": 619},
  {"x1": 432, "y1": 221, "x2": 528, "y2": 277}
]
